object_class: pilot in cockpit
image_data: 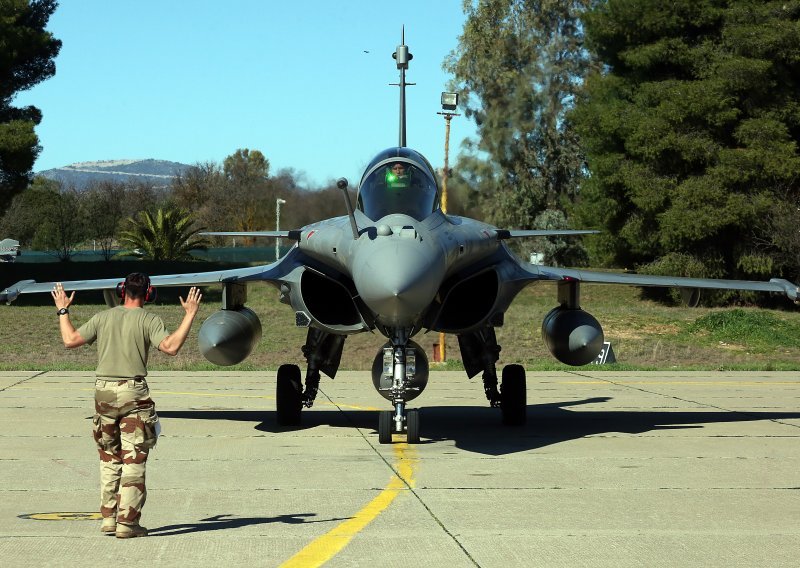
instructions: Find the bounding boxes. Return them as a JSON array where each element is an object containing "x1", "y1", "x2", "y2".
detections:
[
  {"x1": 357, "y1": 150, "x2": 439, "y2": 221},
  {"x1": 385, "y1": 162, "x2": 410, "y2": 189}
]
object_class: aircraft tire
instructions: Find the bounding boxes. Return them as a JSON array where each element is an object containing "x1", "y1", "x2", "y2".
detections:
[
  {"x1": 378, "y1": 411, "x2": 393, "y2": 444},
  {"x1": 276, "y1": 364, "x2": 302, "y2": 426},
  {"x1": 501, "y1": 364, "x2": 527, "y2": 426},
  {"x1": 406, "y1": 409, "x2": 420, "y2": 444}
]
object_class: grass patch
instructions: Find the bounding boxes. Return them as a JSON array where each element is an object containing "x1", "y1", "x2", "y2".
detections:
[
  {"x1": 687, "y1": 309, "x2": 800, "y2": 352},
  {"x1": 2, "y1": 279, "x2": 799, "y2": 371}
]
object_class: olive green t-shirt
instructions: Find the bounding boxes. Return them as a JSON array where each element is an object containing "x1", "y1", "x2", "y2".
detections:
[{"x1": 77, "y1": 306, "x2": 170, "y2": 378}]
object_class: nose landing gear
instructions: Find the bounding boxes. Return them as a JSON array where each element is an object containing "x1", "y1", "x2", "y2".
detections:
[
  {"x1": 378, "y1": 407, "x2": 420, "y2": 444},
  {"x1": 375, "y1": 337, "x2": 426, "y2": 444}
]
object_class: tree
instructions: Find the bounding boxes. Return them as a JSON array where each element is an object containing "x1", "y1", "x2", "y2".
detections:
[
  {"x1": 0, "y1": 175, "x2": 55, "y2": 245},
  {"x1": 118, "y1": 206, "x2": 209, "y2": 261},
  {"x1": 81, "y1": 181, "x2": 127, "y2": 260},
  {"x1": 0, "y1": 176, "x2": 85, "y2": 259},
  {"x1": 223, "y1": 148, "x2": 274, "y2": 234},
  {"x1": 573, "y1": 1, "x2": 800, "y2": 283},
  {"x1": 35, "y1": 184, "x2": 84, "y2": 261},
  {"x1": 172, "y1": 161, "x2": 226, "y2": 230},
  {"x1": 223, "y1": 148, "x2": 269, "y2": 184},
  {"x1": 172, "y1": 150, "x2": 281, "y2": 243},
  {"x1": 0, "y1": 0, "x2": 62, "y2": 213},
  {"x1": 754, "y1": 197, "x2": 800, "y2": 281},
  {"x1": 445, "y1": 0, "x2": 594, "y2": 242}
]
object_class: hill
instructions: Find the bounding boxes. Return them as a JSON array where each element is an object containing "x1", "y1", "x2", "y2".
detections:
[{"x1": 37, "y1": 159, "x2": 192, "y2": 189}]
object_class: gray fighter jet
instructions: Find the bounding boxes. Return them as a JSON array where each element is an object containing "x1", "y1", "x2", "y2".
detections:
[
  {"x1": 2, "y1": 35, "x2": 798, "y2": 443},
  {"x1": 0, "y1": 238, "x2": 21, "y2": 263}
]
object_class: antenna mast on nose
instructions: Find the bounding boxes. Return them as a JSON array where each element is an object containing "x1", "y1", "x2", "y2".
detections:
[{"x1": 392, "y1": 26, "x2": 414, "y2": 147}]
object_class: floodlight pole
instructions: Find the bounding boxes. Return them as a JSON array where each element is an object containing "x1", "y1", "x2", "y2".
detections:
[
  {"x1": 441, "y1": 113, "x2": 453, "y2": 213},
  {"x1": 276, "y1": 198, "x2": 286, "y2": 260},
  {"x1": 437, "y1": 100, "x2": 460, "y2": 363}
]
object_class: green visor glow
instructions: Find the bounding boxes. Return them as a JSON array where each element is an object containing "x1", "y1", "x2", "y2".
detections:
[{"x1": 385, "y1": 168, "x2": 409, "y2": 188}]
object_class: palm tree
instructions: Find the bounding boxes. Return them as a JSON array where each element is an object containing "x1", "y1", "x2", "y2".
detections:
[{"x1": 118, "y1": 206, "x2": 209, "y2": 261}]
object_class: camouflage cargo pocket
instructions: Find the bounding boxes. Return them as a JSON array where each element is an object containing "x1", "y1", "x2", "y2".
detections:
[
  {"x1": 92, "y1": 415, "x2": 102, "y2": 446},
  {"x1": 135, "y1": 409, "x2": 159, "y2": 451},
  {"x1": 93, "y1": 414, "x2": 118, "y2": 453}
]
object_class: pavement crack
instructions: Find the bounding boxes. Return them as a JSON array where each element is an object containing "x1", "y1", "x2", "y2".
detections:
[
  {"x1": 318, "y1": 387, "x2": 482, "y2": 568},
  {"x1": 566, "y1": 371, "x2": 800, "y2": 429},
  {"x1": 0, "y1": 371, "x2": 47, "y2": 393}
]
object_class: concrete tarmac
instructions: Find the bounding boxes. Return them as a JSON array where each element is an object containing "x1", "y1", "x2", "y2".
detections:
[{"x1": 0, "y1": 370, "x2": 799, "y2": 567}]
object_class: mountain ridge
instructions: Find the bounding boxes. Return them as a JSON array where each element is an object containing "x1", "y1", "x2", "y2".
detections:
[{"x1": 38, "y1": 158, "x2": 192, "y2": 189}]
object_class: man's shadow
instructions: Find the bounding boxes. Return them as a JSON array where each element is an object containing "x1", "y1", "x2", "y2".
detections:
[{"x1": 148, "y1": 513, "x2": 350, "y2": 537}]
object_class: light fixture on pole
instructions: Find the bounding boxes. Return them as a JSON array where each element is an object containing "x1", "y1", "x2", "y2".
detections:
[
  {"x1": 437, "y1": 92, "x2": 460, "y2": 214},
  {"x1": 436, "y1": 92, "x2": 460, "y2": 362},
  {"x1": 276, "y1": 198, "x2": 287, "y2": 260}
]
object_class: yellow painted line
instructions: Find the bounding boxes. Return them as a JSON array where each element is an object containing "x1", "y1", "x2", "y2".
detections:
[
  {"x1": 280, "y1": 442, "x2": 417, "y2": 568},
  {"x1": 19, "y1": 512, "x2": 102, "y2": 521}
]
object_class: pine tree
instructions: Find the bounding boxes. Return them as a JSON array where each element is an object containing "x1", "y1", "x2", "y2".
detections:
[
  {"x1": 0, "y1": 0, "x2": 61, "y2": 213},
  {"x1": 445, "y1": 0, "x2": 594, "y2": 235},
  {"x1": 573, "y1": 0, "x2": 800, "y2": 282}
]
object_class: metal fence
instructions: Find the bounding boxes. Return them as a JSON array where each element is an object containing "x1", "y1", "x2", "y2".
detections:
[{"x1": 12, "y1": 246, "x2": 292, "y2": 264}]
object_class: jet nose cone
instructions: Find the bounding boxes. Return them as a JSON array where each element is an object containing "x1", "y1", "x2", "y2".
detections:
[{"x1": 353, "y1": 238, "x2": 444, "y2": 326}]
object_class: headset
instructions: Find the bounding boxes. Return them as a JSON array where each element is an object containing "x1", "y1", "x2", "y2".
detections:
[{"x1": 116, "y1": 274, "x2": 156, "y2": 303}]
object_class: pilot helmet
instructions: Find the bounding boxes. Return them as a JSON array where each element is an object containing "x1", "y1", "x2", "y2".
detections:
[{"x1": 385, "y1": 162, "x2": 410, "y2": 189}]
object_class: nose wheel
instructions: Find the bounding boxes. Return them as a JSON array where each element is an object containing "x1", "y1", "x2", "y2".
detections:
[{"x1": 378, "y1": 408, "x2": 420, "y2": 444}]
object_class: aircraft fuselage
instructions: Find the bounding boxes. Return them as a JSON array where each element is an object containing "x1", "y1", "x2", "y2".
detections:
[{"x1": 295, "y1": 209, "x2": 501, "y2": 330}]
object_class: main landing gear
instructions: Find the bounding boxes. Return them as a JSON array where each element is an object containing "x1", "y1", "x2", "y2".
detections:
[
  {"x1": 479, "y1": 363, "x2": 527, "y2": 426},
  {"x1": 500, "y1": 364, "x2": 526, "y2": 426},
  {"x1": 275, "y1": 325, "x2": 526, "y2": 437},
  {"x1": 458, "y1": 328, "x2": 527, "y2": 426},
  {"x1": 276, "y1": 364, "x2": 302, "y2": 426},
  {"x1": 276, "y1": 329, "x2": 346, "y2": 427}
]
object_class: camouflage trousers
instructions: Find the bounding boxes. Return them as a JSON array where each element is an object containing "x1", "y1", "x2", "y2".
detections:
[{"x1": 92, "y1": 378, "x2": 158, "y2": 526}]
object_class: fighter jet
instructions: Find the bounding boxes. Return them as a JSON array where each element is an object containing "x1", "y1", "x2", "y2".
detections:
[
  {"x1": 2, "y1": 34, "x2": 798, "y2": 444},
  {"x1": 0, "y1": 239, "x2": 21, "y2": 263}
]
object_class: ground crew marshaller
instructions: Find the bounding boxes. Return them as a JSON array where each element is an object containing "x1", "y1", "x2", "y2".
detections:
[{"x1": 52, "y1": 273, "x2": 202, "y2": 539}]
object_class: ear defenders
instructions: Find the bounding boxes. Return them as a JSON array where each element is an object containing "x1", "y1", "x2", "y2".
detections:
[{"x1": 116, "y1": 277, "x2": 156, "y2": 303}]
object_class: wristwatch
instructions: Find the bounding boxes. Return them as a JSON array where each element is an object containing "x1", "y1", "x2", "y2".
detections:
[{"x1": 56, "y1": 308, "x2": 69, "y2": 316}]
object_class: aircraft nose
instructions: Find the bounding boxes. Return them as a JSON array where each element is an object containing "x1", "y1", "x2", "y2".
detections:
[{"x1": 352, "y1": 237, "x2": 444, "y2": 326}]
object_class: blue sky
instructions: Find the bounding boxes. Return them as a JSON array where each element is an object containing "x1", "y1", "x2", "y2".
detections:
[{"x1": 14, "y1": 0, "x2": 477, "y2": 187}]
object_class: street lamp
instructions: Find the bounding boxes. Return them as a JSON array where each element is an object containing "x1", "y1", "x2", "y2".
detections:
[
  {"x1": 437, "y1": 92, "x2": 460, "y2": 215},
  {"x1": 276, "y1": 198, "x2": 287, "y2": 260},
  {"x1": 436, "y1": 92, "x2": 460, "y2": 362}
]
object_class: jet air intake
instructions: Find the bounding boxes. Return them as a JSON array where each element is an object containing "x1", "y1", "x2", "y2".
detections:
[{"x1": 199, "y1": 307, "x2": 262, "y2": 366}]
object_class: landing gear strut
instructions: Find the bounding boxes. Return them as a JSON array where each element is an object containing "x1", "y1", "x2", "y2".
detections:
[
  {"x1": 457, "y1": 327, "x2": 526, "y2": 426},
  {"x1": 276, "y1": 329, "x2": 345, "y2": 426},
  {"x1": 376, "y1": 332, "x2": 422, "y2": 444}
]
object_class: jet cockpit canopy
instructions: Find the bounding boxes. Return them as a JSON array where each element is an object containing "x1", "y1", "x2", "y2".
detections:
[{"x1": 357, "y1": 147, "x2": 440, "y2": 221}]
